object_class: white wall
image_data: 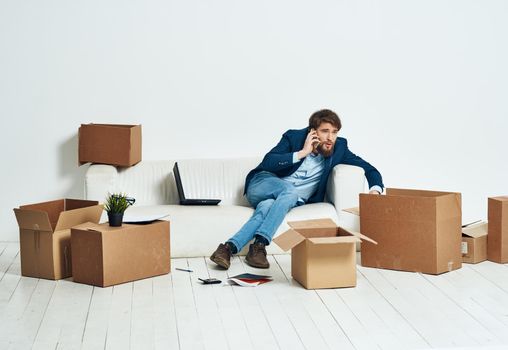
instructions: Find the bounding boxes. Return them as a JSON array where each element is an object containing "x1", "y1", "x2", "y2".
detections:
[{"x1": 1, "y1": 0, "x2": 507, "y2": 241}]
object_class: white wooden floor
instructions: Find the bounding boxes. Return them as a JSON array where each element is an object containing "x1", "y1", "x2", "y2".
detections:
[{"x1": 2, "y1": 242, "x2": 508, "y2": 350}]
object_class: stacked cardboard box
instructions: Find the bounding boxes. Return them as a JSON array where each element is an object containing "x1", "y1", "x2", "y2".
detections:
[{"x1": 79, "y1": 123, "x2": 142, "y2": 166}]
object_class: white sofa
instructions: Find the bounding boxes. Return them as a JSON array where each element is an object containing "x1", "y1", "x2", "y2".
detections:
[{"x1": 84, "y1": 157, "x2": 364, "y2": 257}]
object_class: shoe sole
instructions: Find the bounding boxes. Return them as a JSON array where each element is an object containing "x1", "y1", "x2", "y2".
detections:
[
  {"x1": 210, "y1": 255, "x2": 230, "y2": 269},
  {"x1": 245, "y1": 257, "x2": 269, "y2": 269}
]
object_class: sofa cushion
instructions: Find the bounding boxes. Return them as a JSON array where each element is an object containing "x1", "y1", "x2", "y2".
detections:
[{"x1": 121, "y1": 203, "x2": 339, "y2": 258}]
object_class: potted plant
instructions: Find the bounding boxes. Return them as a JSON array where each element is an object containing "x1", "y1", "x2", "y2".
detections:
[{"x1": 104, "y1": 193, "x2": 135, "y2": 227}]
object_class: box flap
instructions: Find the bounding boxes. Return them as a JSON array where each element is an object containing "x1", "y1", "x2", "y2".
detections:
[
  {"x1": 272, "y1": 229, "x2": 306, "y2": 251},
  {"x1": 81, "y1": 123, "x2": 139, "y2": 128},
  {"x1": 72, "y1": 221, "x2": 103, "y2": 232},
  {"x1": 20, "y1": 199, "x2": 64, "y2": 228},
  {"x1": 462, "y1": 220, "x2": 482, "y2": 228},
  {"x1": 287, "y1": 218, "x2": 337, "y2": 230},
  {"x1": 386, "y1": 188, "x2": 455, "y2": 197},
  {"x1": 64, "y1": 199, "x2": 99, "y2": 211},
  {"x1": 13, "y1": 208, "x2": 53, "y2": 231},
  {"x1": 490, "y1": 195, "x2": 508, "y2": 201},
  {"x1": 462, "y1": 222, "x2": 488, "y2": 238},
  {"x1": 342, "y1": 207, "x2": 360, "y2": 216},
  {"x1": 338, "y1": 227, "x2": 378, "y2": 245},
  {"x1": 308, "y1": 236, "x2": 360, "y2": 245},
  {"x1": 54, "y1": 205, "x2": 103, "y2": 231}
]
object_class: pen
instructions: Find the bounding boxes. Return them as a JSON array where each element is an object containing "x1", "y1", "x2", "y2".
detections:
[{"x1": 175, "y1": 268, "x2": 193, "y2": 273}]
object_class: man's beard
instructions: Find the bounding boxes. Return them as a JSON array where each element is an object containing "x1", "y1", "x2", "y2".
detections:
[{"x1": 315, "y1": 143, "x2": 335, "y2": 157}]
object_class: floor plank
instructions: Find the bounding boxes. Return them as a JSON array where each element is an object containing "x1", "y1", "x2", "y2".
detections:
[
  {"x1": 0, "y1": 250, "x2": 21, "y2": 301},
  {"x1": 81, "y1": 286, "x2": 114, "y2": 350},
  {"x1": 0, "y1": 244, "x2": 19, "y2": 281},
  {"x1": 172, "y1": 258, "x2": 205, "y2": 350},
  {"x1": 152, "y1": 272, "x2": 179, "y2": 349},
  {"x1": 274, "y1": 254, "x2": 357, "y2": 350},
  {"x1": 3, "y1": 240, "x2": 508, "y2": 350},
  {"x1": 32, "y1": 279, "x2": 93, "y2": 349},
  {"x1": 7, "y1": 279, "x2": 57, "y2": 349},
  {"x1": 104, "y1": 282, "x2": 134, "y2": 349}
]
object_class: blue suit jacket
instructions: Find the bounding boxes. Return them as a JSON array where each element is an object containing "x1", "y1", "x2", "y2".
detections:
[{"x1": 244, "y1": 128, "x2": 384, "y2": 203}]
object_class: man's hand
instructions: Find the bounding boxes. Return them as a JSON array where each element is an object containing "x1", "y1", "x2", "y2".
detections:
[
  {"x1": 297, "y1": 129, "x2": 320, "y2": 160},
  {"x1": 369, "y1": 190, "x2": 381, "y2": 195}
]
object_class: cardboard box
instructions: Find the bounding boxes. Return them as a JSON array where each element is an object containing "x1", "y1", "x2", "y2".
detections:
[
  {"x1": 71, "y1": 221, "x2": 170, "y2": 287},
  {"x1": 273, "y1": 218, "x2": 376, "y2": 289},
  {"x1": 359, "y1": 188, "x2": 462, "y2": 275},
  {"x1": 488, "y1": 196, "x2": 508, "y2": 263},
  {"x1": 78, "y1": 123, "x2": 142, "y2": 166},
  {"x1": 462, "y1": 221, "x2": 488, "y2": 264},
  {"x1": 13, "y1": 199, "x2": 102, "y2": 280}
]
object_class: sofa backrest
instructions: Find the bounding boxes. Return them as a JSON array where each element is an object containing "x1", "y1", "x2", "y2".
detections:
[
  {"x1": 177, "y1": 157, "x2": 261, "y2": 206},
  {"x1": 112, "y1": 157, "x2": 262, "y2": 207}
]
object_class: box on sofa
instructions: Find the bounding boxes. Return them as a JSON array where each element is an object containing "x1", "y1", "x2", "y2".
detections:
[
  {"x1": 71, "y1": 221, "x2": 170, "y2": 287},
  {"x1": 13, "y1": 199, "x2": 102, "y2": 280},
  {"x1": 79, "y1": 123, "x2": 142, "y2": 166}
]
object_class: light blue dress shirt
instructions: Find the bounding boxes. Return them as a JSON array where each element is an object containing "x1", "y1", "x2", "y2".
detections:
[
  {"x1": 282, "y1": 151, "x2": 383, "y2": 204},
  {"x1": 281, "y1": 152, "x2": 325, "y2": 204}
]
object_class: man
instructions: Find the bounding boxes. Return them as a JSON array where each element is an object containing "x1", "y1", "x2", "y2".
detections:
[{"x1": 210, "y1": 109, "x2": 383, "y2": 269}]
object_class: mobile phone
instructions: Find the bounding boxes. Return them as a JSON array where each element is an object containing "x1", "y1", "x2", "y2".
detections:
[
  {"x1": 309, "y1": 128, "x2": 320, "y2": 145},
  {"x1": 199, "y1": 278, "x2": 222, "y2": 284}
]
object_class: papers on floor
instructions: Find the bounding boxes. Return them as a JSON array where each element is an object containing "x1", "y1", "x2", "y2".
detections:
[{"x1": 227, "y1": 273, "x2": 272, "y2": 287}]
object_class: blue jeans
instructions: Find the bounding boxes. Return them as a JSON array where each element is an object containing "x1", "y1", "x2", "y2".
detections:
[{"x1": 227, "y1": 171, "x2": 300, "y2": 253}]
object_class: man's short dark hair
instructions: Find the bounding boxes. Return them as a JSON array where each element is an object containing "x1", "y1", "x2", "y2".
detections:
[{"x1": 308, "y1": 109, "x2": 342, "y2": 131}]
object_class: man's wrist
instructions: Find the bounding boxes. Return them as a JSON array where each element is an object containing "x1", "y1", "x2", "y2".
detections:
[
  {"x1": 297, "y1": 150, "x2": 309, "y2": 160},
  {"x1": 369, "y1": 185, "x2": 383, "y2": 194}
]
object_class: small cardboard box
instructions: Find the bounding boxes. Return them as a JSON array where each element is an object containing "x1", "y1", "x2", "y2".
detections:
[
  {"x1": 273, "y1": 218, "x2": 376, "y2": 289},
  {"x1": 488, "y1": 196, "x2": 508, "y2": 263},
  {"x1": 13, "y1": 199, "x2": 102, "y2": 280},
  {"x1": 359, "y1": 188, "x2": 462, "y2": 275},
  {"x1": 462, "y1": 221, "x2": 488, "y2": 264},
  {"x1": 71, "y1": 221, "x2": 170, "y2": 287},
  {"x1": 78, "y1": 123, "x2": 142, "y2": 166}
]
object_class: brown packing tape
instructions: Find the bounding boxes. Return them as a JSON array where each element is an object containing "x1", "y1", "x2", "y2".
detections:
[
  {"x1": 64, "y1": 246, "x2": 70, "y2": 276},
  {"x1": 33, "y1": 226, "x2": 41, "y2": 278},
  {"x1": 33, "y1": 224, "x2": 41, "y2": 251}
]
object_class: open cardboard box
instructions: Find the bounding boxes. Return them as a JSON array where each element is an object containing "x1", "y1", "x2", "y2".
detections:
[
  {"x1": 71, "y1": 221, "x2": 170, "y2": 287},
  {"x1": 462, "y1": 221, "x2": 488, "y2": 264},
  {"x1": 13, "y1": 199, "x2": 103, "y2": 280},
  {"x1": 273, "y1": 218, "x2": 376, "y2": 289},
  {"x1": 488, "y1": 196, "x2": 508, "y2": 263},
  {"x1": 345, "y1": 188, "x2": 462, "y2": 275},
  {"x1": 78, "y1": 123, "x2": 142, "y2": 166}
]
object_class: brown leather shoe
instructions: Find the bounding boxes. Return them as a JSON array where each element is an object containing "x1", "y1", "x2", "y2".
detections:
[
  {"x1": 245, "y1": 242, "x2": 269, "y2": 268},
  {"x1": 210, "y1": 243, "x2": 232, "y2": 269}
]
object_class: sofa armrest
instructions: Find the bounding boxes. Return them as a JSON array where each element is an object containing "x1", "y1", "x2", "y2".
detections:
[
  {"x1": 326, "y1": 164, "x2": 365, "y2": 229},
  {"x1": 84, "y1": 164, "x2": 118, "y2": 202}
]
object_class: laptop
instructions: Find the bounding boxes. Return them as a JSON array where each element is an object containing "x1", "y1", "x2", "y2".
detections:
[{"x1": 173, "y1": 162, "x2": 221, "y2": 205}]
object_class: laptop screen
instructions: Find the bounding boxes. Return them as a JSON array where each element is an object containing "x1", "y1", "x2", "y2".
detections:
[{"x1": 173, "y1": 162, "x2": 186, "y2": 201}]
